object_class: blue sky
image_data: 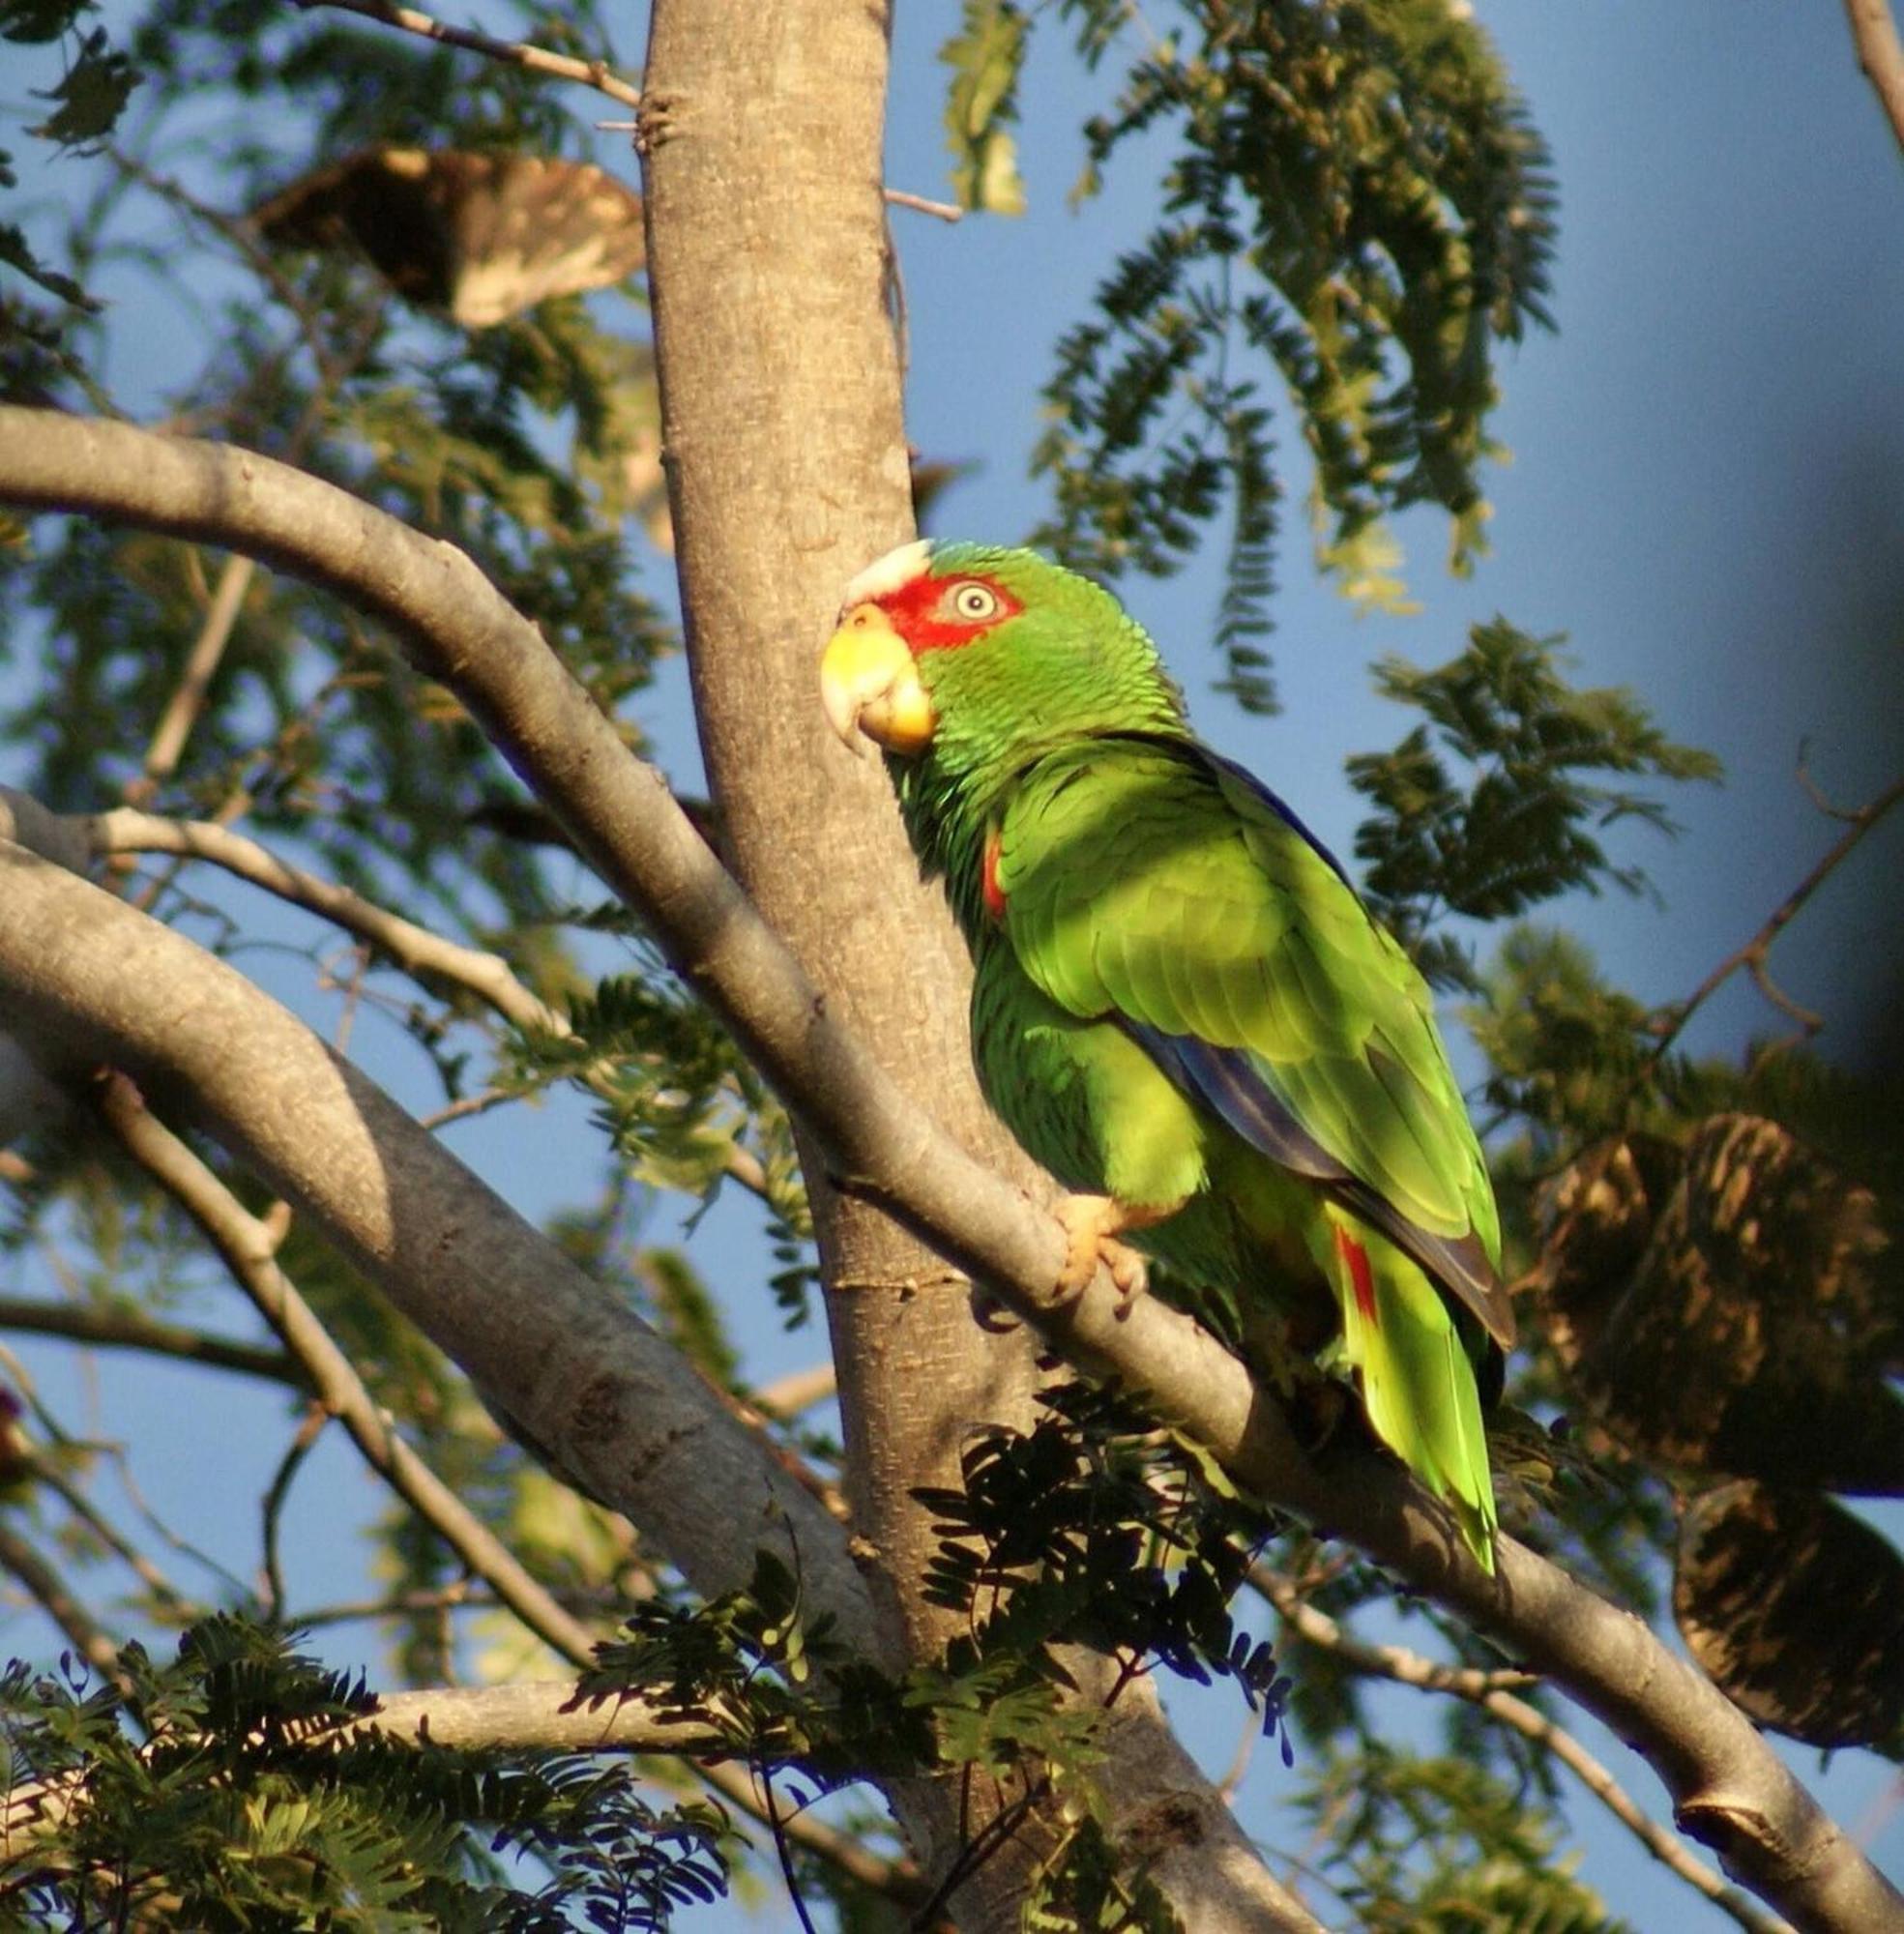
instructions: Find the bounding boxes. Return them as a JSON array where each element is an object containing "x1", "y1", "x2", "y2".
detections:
[{"x1": 2, "y1": 3, "x2": 1900, "y2": 1925}]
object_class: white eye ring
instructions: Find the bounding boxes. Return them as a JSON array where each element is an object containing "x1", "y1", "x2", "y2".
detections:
[{"x1": 950, "y1": 582, "x2": 1001, "y2": 622}]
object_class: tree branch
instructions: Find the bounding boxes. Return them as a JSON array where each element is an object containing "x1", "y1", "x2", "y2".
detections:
[
  {"x1": 0, "y1": 409, "x2": 1895, "y2": 1931},
  {"x1": 89, "y1": 806, "x2": 778, "y2": 1210},
  {"x1": 638, "y1": 0, "x2": 1313, "y2": 1920},
  {"x1": 1258, "y1": 1569, "x2": 1795, "y2": 1934},
  {"x1": 752, "y1": 1363, "x2": 836, "y2": 1420},
  {"x1": 73, "y1": 903, "x2": 918, "y2": 1910},
  {"x1": 93, "y1": 808, "x2": 571, "y2": 1035},
  {"x1": 2, "y1": 1680, "x2": 793, "y2": 1852},
  {"x1": 0, "y1": 1520, "x2": 124, "y2": 1684},
  {"x1": 1845, "y1": 0, "x2": 1904, "y2": 157},
  {"x1": 291, "y1": 0, "x2": 643, "y2": 108},
  {"x1": 0, "y1": 1296, "x2": 296, "y2": 1384},
  {"x1": 1647, "y1": 773, "x2": 1904, "y2": 1070}
]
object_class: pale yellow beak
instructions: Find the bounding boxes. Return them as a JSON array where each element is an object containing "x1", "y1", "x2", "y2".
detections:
[{"x1": 819, "y1": 604, "x2": 936, "y2": 755}]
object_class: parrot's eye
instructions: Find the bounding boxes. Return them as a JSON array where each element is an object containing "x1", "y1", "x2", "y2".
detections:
[{"x1": 947, "y1": 581, "x2": 1003, "y2": 623}]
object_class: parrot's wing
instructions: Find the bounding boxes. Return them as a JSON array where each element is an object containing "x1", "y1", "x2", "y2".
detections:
[{"x1": 996, "y1": 736, "x2": 1513, "y2": 1347}]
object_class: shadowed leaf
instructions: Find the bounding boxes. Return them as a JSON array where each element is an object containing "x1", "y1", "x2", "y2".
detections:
[
  {"x1": 1535, "y1": 1116, "x2": 1904, "y2": 1493},
  {"x1": 253, "y1": 147, "x2": 645, "y2": 327},
  {"x1": 1675, "y1": 1480, "x2": 1904, "y2": 1754}
]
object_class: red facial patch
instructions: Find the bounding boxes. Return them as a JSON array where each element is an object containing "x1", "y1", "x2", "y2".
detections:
[
  {"x1": 1333, "y1": 1225, "x2": 1379, "y2": 1327},
  {"x1": 981, "y1": 826, "x2": 1008, "y2": 923},
  {"x1": 878, "y1": 571, "x2": 1023, "y2": 655}
]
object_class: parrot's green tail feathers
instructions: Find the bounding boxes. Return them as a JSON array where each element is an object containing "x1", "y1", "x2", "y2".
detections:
[{"x1": 1331, "y1": 1220, "x2": 1498, "y2": 1575}]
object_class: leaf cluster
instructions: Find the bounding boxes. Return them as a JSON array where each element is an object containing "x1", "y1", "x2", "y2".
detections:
[
  {"x1": 0, "y1": 1616, "x2": 730, "y2": 1930},
  {"x1": 531, "y1": 967, "x2": 759, "y2": 1198},
  {"x1": 940, "y1": 0, "x2": 1029, "y2": 215},
  {"x1": 1032, "y1": 0, "x2": 1558, "y2": 703},
  {"x1": 580, "y1": 1548, "x2": 913, "y2": 1796},
  {"x1": 1347, "y1": 618, "x2": 1720, "y2": 991},
  {"x1": 916, "y1": 1381, "x2": 1291, "y2": 1752},
  {"x1": 579, "y1": 1389, "x2": 1296, "y2": 1928},
  {"x1": 1296, "y1": 1744, "x2": 1632, "y2": 1932}
]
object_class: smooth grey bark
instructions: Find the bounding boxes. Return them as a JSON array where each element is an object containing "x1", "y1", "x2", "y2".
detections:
[{"x1": 0, "y1": 406, "x2": 1896, "y2": 1933}]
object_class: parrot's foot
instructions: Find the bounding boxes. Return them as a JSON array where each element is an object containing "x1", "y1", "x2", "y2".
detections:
[{"x1": 1054, "y1": 1194, "x2": 1178, "y2": 1315}]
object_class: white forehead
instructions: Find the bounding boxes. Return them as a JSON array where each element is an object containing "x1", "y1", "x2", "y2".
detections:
[{"x1": 843, "y1": 540, "x2": 932, "y2": 606}]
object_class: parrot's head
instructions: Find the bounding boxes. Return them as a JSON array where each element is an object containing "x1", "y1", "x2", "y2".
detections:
[{"x1": 819, "y1": 542, "x2": 1186, "y2": 778}]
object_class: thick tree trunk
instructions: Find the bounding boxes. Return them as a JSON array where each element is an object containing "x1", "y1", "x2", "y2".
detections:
[{"x1": 636, "y1": 3, "x2": 1317, "y2": 1927}]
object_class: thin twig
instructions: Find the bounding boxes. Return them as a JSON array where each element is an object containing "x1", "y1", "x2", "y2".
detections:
[
  {"x1": 1215, "y1": 1702, "x2": 1259, "y2": 1802},
  {"x1": 1644, "y1": 772, "x2": 1904, "y2": 1073},
  {"x1": 1796, "y1": 746, "x2": 1867, "y2": 825},
  {"x1": 94, "y1": 810, "x2": 569, "y2": 1036},
  {"x1": 1257, "y1": 1568, "x2": 1795, "y2": 1934},
  {"x1": 882, "y1": 188, "x2": 963, "y2": 222},
  {"x1": 294, "y1": 0, "x2": 643, "y2": 107},
  {"x1": 418, "y1": 1087, "x2": 520, "y2": 1130},
  {"x1": 97, "y1": 1071, "x2": 605, "y2": 1659},
  {"x1": 132, "y1": 556, "x2": 256, "y2": 800},
  {"x1": 30, "y1": 1459, "x2": 196, "y2": 1617},
  {"x1": 298, "y1": 5, "x2": 953, "y2": 238},
  {"x1": 910, "y1": 1778, "x2": 1047, "y2": 1931},
  {"x1": 90, "y1": 808, "x2": 781, "y2": 1211},
  {"x1": 0, "y1": 1296, "x2": 296, "y2": 1384},
  {"x1": 751, "y1": 1363, "x2": 836, "y2": 1420},
  {"x1": 260, "y1": 1401, "x2": 330, "y2": 1622},
  {"x1": 95, "y1": 1430, "x2": 256, "y2": 1608},
  {"x1": 0, "y1": 1520, "x2": 124, "y2": 1685},
  {"x1": 1844, "y1": 0, "x2": 1904, "y2": 157},
  {"x1": 758, "y1": 1754, "x2": 823, "y2": 1934}
]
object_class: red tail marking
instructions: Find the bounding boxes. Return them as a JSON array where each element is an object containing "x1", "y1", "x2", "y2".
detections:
[
  {"x1": 981, "y1": 828, "x2": 1008, "y2": 923},
  {"x1": 1333, "y1": 1225, "x2": 1378, "y2": 1327}
]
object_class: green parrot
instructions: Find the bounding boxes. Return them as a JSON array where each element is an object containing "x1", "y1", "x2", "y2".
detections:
[{"x1": 819, "y1": 541, "x2": 1513, "y2": 1572}]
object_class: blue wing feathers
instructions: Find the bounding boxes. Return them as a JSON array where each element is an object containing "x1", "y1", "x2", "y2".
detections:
[
  {"x1": 1027, "y1": 733, "x2": 1513, "y2": 1346},
  {"x1": 1127, "y1": 1023, "x2": 1509, "y2": 1345}
]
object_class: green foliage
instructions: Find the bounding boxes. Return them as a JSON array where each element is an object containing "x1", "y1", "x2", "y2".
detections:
[
  {"x1": 1465, "y1": 925, "x2": 1655, "y2": 1144},
  {"x1": 582, "y1": 1550, "x2": 872, "y2": 1769},
  {"x1": 1296, "y1": 1744, "x2": 1632, "y2": 1932},
  {"x1": 535, "y1": 964, "x2": 759, "y2": 1198},
  {"x1": 917, "y1": 1382, "x2": 1290, "y2": 1743},
  {"x1": 0, "y1": 1616, "x2": 729, "y2": 1929},
  {"x1": 1346, "y1": 619, "x2": 1719, "y2": 988},
  {"x1": 25, "y1": 26, "x2": 137, "y2": 149},
  {"x1": 1035, "y1": 0, "x2": 1557, "y2": 703},
  {"x1": 579, "y1": 1389, "x2": 1296, "y2": 1930},
  {"x1": 940, "y1": 0, "x2": 1029, "y2": 215}
]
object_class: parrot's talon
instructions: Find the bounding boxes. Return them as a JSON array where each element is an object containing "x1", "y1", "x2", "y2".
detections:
[{"x1": 1054, "y1": 1194, "x2": 1155, "y2": 1309}]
